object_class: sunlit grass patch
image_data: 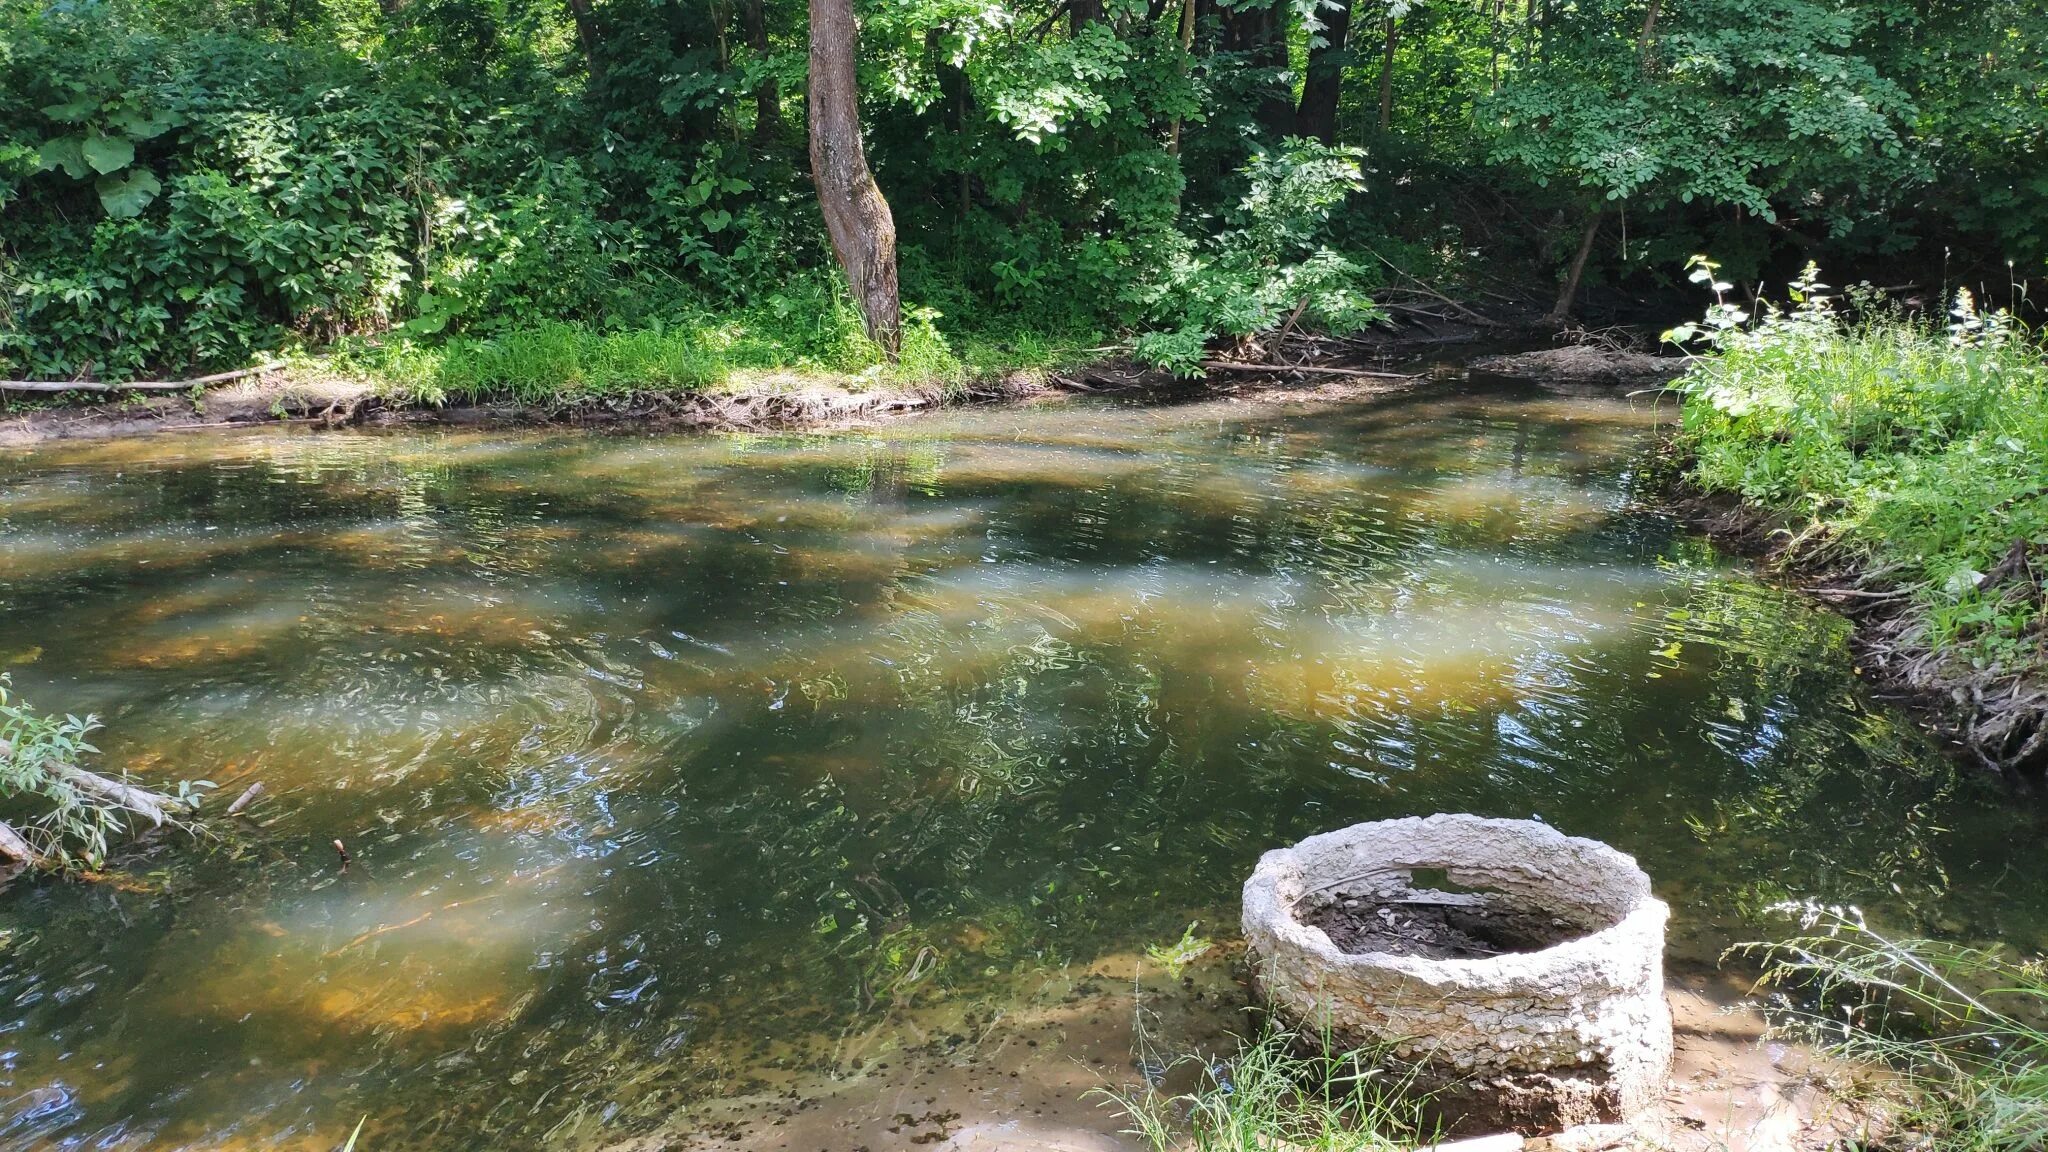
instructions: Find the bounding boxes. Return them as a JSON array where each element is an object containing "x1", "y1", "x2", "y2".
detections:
[
  {"x1": 1099, "y1": 1025, "x2": 1434, "y2": 1152},
  {"x1": 341, "y1": 285, "x2": 1095, "y2": 408}
]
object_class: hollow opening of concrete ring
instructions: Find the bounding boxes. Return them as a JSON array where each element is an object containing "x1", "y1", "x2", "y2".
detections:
[{"x1": 1290, "y1": 864, "x2": 1624, "y2": 962}]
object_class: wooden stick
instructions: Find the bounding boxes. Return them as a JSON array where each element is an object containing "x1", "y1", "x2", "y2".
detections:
[
  {"x1": 0, "y1": 820, "x2": 39, "y2": 867},
  {"x1": 225, "y1": 781, "x2": 267, "y2": 816},
  {"x1": 0, "y1": 361, "x2": 287, "y2": 394},
  {"x1": 1200, "y1": 361, "x2": 1421, "y2": 381}
]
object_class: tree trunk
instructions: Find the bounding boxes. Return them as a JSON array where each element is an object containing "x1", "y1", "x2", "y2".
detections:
[
  {"x1": 747, "y1": 0, "x2": 782, "y2": 141},
  {"x1": 1635, "y1": 0, "x2": 1661, "y2": 71},
  {"x1": 1167, "y1": 0, "x2": 1196, "y2": 154},
  {"x1": 1295, "y1": 0, "x2": 1352, "y2": 143},
  {"x1": 1375, "y1": 15, "x2": 1399, "y2": 131},
  {"x1": 1544, "y1": 208, "x2": 1602, "y2": 324},
  {"x1": 566, "y1": 0, "x2": 604, "y2": 80},
  {"x1": 808, "y1": 0, "x2": 901, "y2": 356},
  {"x1": 1069, "y1": 0, "x2": 1103, "y2": 33}
]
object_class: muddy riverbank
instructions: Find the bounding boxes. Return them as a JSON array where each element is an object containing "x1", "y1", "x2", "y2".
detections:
[{"x1": 0, "y1": 354, "x2": 1440, "y2": 448}]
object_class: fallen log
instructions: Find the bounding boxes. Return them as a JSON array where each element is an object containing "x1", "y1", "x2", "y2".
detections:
[
  {"x1": 0, "y1": 739, "x2": 186, "y2": 826},
  {"x1": 0, "y1": 361, "x2": 287, "y2": 394},
  {"x1": 0, "y1": 821, "x2": 39, "y2": 867},
  {"x1": 1200, "y1": 360, "x2": 1422, "y2": 381}
]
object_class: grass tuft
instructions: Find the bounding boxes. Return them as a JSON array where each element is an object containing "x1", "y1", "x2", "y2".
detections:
[
  {"x1": 1098, "y1": 1025, "x2": 1433, "y2": 1152},
  {"x1": 1738, "y1": 903, "x2": 2048, "y2": 1152}
]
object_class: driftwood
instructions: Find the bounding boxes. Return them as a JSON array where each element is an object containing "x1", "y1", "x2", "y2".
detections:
[
  {"x1": 225, "y1": 781, "x2": 267, "y2": 816},
  {"x1": 1200, "y1": 360, "x2": 1421, "y2": 381},
  {"x1": 0, "y1": 361, "x2": 287, "y2": 394},
  {"x1": 0, "y1": 738, "x2": 186, "y2": 826},
  {"x1": 0, "y1": 821, "x2": 38, "y2": 866}
]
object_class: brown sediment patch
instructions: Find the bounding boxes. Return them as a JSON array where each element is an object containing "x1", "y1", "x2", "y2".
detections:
[{"x1": 1664, "y1": 481, "x2": 2048, "y2": 789}]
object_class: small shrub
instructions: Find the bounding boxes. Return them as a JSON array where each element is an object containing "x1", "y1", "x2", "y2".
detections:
[{"x1": 1131, "y1": 140, "x2": 1386, "y2": 377}]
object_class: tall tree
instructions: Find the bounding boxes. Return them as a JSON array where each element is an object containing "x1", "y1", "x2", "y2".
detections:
[
  {"x1": 565, "y1": 0, "x2": 604, "y2": 79},
  {"x1": 807, "y1": 0, "x2": 901, "y2": 355},
  {"x1": 746, "y1": 0, "x2": 782, "y2": 141},
  {"x1": 1295, "y1": 0, "x2": 1352, "y2": 143}
]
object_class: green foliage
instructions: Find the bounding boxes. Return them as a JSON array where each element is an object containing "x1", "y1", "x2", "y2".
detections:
[
  {"x1": 1, "y1": 0, "x2": 2042, "y2": 384},
  {"x1": 1134, "y1": 141, "x2": 1385, "y2": 376},
  {"x1": 1741, "y1": 904, "x2": 2048, "y2": 1152},
  {"x1": 1101, "y1": 1026, "x2": 1431, "y2": 1152},
  {"x1": 1484, "y1": 0, "x2": 1915, "y2": 222},
  {"x1": 1672, "y1": 260, "x2": 2048, "y2": 674},
  {"x1": 0, "y1": 677, "x2": 165, "y2": 870}
]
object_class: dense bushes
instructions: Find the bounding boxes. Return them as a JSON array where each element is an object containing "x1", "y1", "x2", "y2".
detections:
[
  {"x1": 1, "y1": 0, "x2": 2042, "y2": 385},
  {"x1": 1673, "y1": 262, "x2": 2048, "y2": 675}
]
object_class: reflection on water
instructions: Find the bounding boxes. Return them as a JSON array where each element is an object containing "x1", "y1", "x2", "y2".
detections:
[{"x1": 0, "y1": 383, "x2": 2039, "y2": 1150}]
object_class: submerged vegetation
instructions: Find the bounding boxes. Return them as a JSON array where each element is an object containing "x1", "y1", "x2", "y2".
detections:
[{"x1": 1671, "y1": 262, "x2": 2048, "y2": 777}]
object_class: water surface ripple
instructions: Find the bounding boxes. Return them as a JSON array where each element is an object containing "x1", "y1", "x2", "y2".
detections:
[{"x1": 0, "y1": 383, "x2": 2037, "y2": 1149}]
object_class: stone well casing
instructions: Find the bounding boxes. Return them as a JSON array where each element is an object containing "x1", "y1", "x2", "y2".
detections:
[{"x1": 1241, "y1": 814, "x2": 1673, "y2": 1129}]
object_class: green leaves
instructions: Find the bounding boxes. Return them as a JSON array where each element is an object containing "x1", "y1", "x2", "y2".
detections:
[
  {"x1": 37, "y1": 136, "x2": 89, "y2": 179},
  {"x1": 81, "y1": 131, "x2": 135, "y2": 175},
  {"x1": 95, "y1": 168, "x2": 161, "y2": 217}
]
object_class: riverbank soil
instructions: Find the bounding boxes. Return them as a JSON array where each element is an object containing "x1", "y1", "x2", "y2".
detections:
[
  {"x1": 633, "y1": 953, "x2": 1884, "y2": 1152},
  {"x1": 0, "y1": 356, "x2": 1440, "y2": 448}
]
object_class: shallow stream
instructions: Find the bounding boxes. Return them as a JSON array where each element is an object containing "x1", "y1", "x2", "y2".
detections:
[{"x1": 1, "y1": 379, "x2": 2042, "y2": 1150}]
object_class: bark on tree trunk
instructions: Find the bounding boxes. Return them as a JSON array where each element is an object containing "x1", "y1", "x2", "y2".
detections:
[
  {"x1": 1376, "y1": 15, "x2": 1399, "y2": 131},
  {"x1": 1544, "y1": 208, "x2": 1602, "y2": 324},
  {"x1": 1167, "y1": 0, "x2": 1196, "y2": 155},
  {"x1": 1069, "y1": 0, "x2": 1103, "y2": 33},
  {"x1": 566, "y1": 0, "x2": 604, "y2": 80},
  {"x1": 808, "y1": 0, "x2": 901, "y2": 356},
  {"x1": 1295, "y1": 0, "x2": 1352, "y2": 143},
  {"x1": 747, "y1": 0, "x2": 782, "y2": 141},
  {"x1": 1635, "y1": 0, "x2": 1661, "y2": 71}
]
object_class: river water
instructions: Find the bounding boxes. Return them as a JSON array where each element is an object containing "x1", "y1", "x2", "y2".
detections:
[{"x1": 0, "y1": 380, "x2": 2040, "y2": 1150}]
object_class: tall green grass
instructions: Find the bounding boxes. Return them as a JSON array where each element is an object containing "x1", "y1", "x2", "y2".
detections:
[
  {"x1": 1099, "y1": 1026, "x2": 1433, "y2": 1152},
  {"x1": 1672, "y1": 260, "x2": 2048, "y2": 674},
  {"x1": 1741, "y1": 904, "x2": 2048, "y2": 1152}
]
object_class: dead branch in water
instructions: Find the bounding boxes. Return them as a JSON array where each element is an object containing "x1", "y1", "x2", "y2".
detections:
[
  {"x1": 0, "y1": 738, "x2": 188, "y2": 825},
  {"x1": 0, "y1": 361, "x2": 287, "y2": 394},
  {"x1": 225, "y1": 781, "x2": 267, "y2": 816},
  {"x1": 1200, "y1": 360, "x2": 1422, "y2": 381},
  {"x1": 0, "y1": 821, "x2": 39, "y2": 867}
]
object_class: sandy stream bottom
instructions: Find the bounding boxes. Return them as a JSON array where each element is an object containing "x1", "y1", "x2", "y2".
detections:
[{"x1": 606, "y1": 950, "x2": 1881, "y2": 1152}]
